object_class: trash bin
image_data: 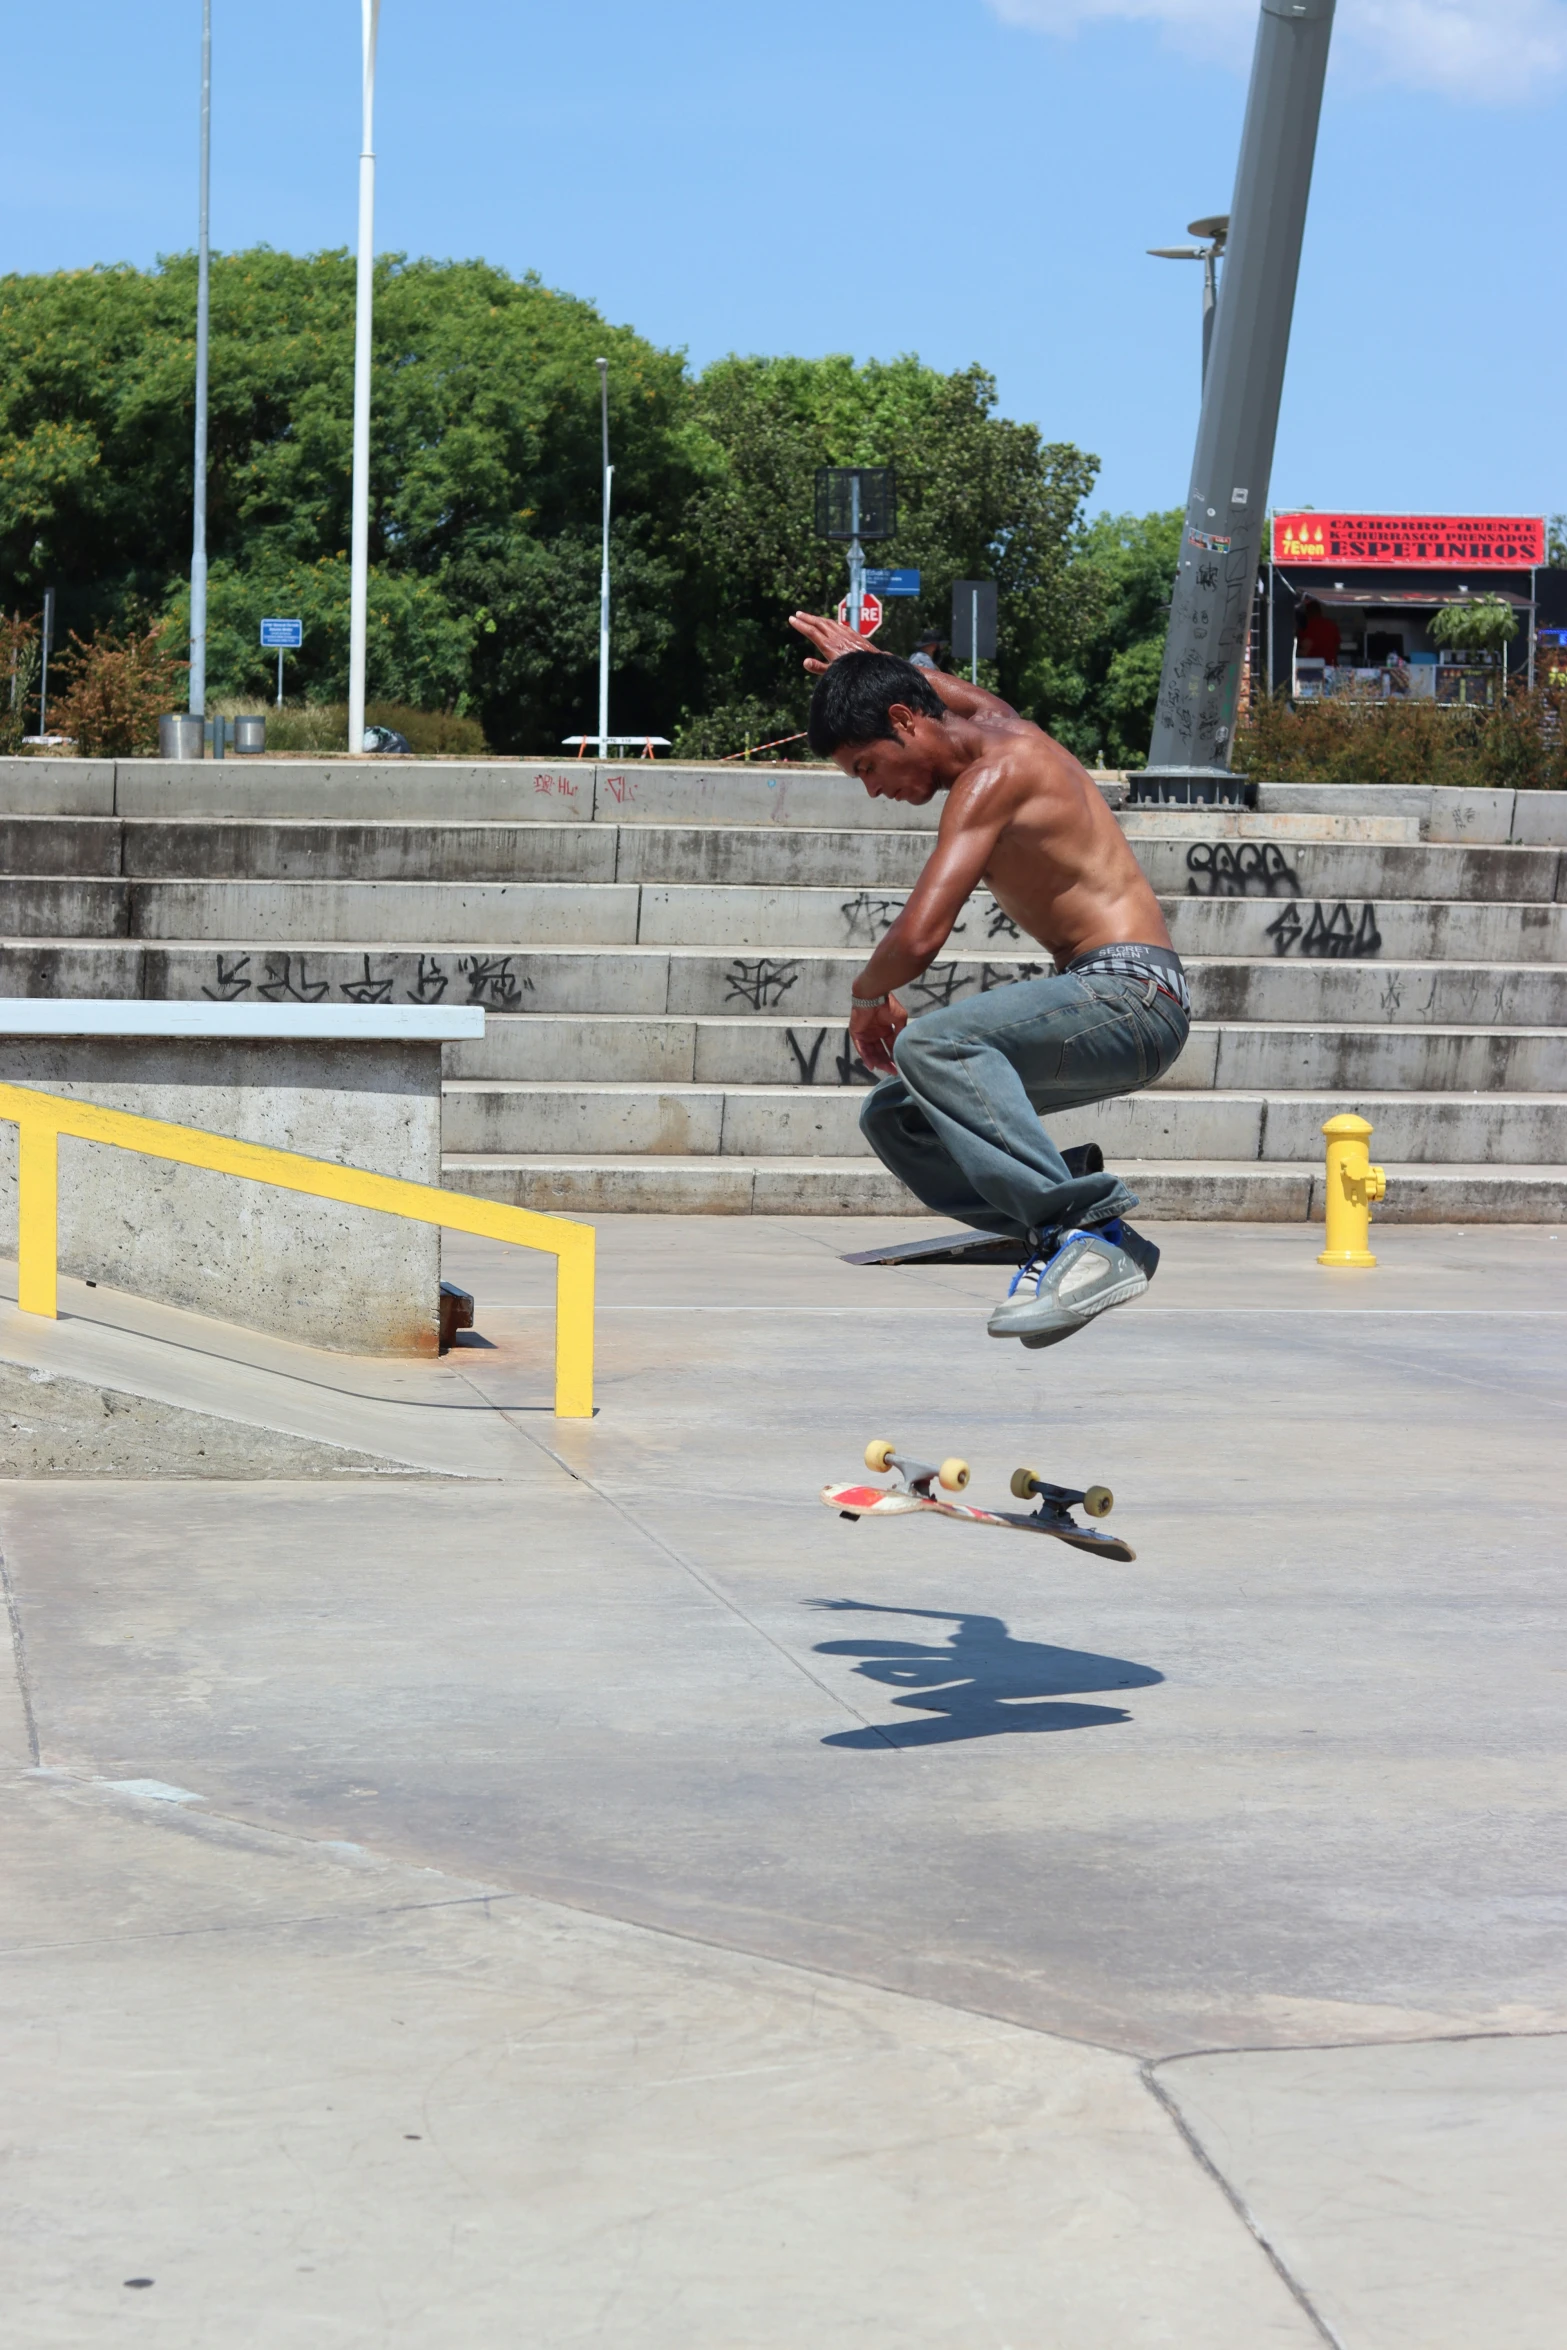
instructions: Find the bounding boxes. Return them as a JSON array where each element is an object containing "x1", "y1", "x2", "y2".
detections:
[
  {"x1": 232, "y1": 714, "x2": 266, "y2": 753},
  {"x1": 158, "y1": 714, "x2": 205, "y2": 760}
]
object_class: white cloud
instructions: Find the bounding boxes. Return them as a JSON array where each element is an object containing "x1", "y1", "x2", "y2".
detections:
[{"x1": 987, "y1": 0, "x2": 1567, "y2": 101}]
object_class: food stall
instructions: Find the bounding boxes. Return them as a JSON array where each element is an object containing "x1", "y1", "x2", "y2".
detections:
[{"x1": 1264, "y1": 513, "x2": 1563, "y2": 705}]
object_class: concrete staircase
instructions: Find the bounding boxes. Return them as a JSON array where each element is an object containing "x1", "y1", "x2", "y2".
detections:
[{"x1": 2, "y1": 753, "x2": 1565, "y2": 1221}]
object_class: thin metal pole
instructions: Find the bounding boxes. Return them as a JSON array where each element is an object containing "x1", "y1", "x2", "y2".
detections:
[
  {"x1": 39, "y1": 590, "x2": 53, "y2": 736},
  {"x1": 970, "y1": 588, "x2": 978, "y2": 685},
  {"x1": 848, "y1": 474, "x2": 864, "y2": 636},
  {"x1": 277, "y1": 645, "x2": 284, "y2": 708},
  {"x1": 347, "y1": 0, "x2": 380, "y2": 758},
  {"x1": 596, "y1": 357, "x2": 611, "y2": 761},
  {"x1": 190, "y1": 0, "x2": 212, "y2": 722},
  {"x1": 1201, "y1": 247, "x2": 1217, "y2": 387}
]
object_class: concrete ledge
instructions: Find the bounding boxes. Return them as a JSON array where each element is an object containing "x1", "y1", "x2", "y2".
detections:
[
  {"x1": 0, "y1": 999, "x2": 482, "y2": 1040},
  {"x1": 0, "y1": 1032, "x2": 449, "y2": 1353}
]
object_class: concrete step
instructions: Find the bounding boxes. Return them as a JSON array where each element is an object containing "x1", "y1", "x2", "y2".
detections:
[
  {"x1": 1, "y1": 822, "x2": 1549, "y2": 897},
  {"x1": 8, "y1": 754, "x2": 1567, "y2": 845},
  {"x1": 61, "y1": 879, "x2": 1561, "y2": 958},
  {"x1": 437, "y1": 1081, "x2": 1567, "y2": 1164},
  {"x1": 438, "y1": 1150, "x2": 1567, "y2": 1222},
  {"x1": 449, "y1": 1013, "x2": 1567, "y2": 1095},
  {"x1": 3, "y1": 941, "x2": 1566, "y2": 1024}
]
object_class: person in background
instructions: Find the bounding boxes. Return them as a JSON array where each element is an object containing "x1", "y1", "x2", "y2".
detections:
[
  {"x1": 909, "y1": 630, "x2": 947, "y2": 672},
  {"x1": 1295, "y1": 598, "x2": 1341, "y2": 664}
]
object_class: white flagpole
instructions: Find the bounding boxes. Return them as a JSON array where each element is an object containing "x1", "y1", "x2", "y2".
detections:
[
  {"x1": 189, "y1": 0, "x2": 212, "y2": 722},
  {"x1": 347, "y1": 0, "x2": 380, "y2": 756}
]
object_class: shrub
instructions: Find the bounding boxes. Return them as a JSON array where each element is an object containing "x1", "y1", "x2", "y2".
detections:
[
  {"x1": 219, "y1": 699, "x2": 488, "y2": 757},
  {"x1": 672, "y1": 695, "x2": 812, "y2": 763},
  {"x1": 0, "y1": 614, "x2": 41, "y2": 754},
  {"x1": 1234, "y1": 682, "x2": 1567, "y2": 792},
  {"x1": 50, "y1": 624, "x2": 186, "y2": 757}
]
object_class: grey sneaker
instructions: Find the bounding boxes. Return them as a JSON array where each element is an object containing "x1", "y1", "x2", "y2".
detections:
[{"x1": 987, "y1": 1221, "x2": 1153, "y2": 1349}]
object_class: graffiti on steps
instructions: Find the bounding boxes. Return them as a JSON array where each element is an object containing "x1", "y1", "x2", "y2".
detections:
[
  {"x1": 202, "y1": 953, "x2": 252, "y2": 1001},
  {"x1": 258, "y1": 955, "x2": 330, "y2": 1002},
  {"x1": 197, "y1": 948, "x2": 535, "y2": 1006},
  {"x1": 725, "y1": 957, "x2": 801, "y2": 1010},
  {"x1": 408, "y1": 954, "x2": 450, "y2": 1004},
  {"x1": 1263, "y1": 902, "x2": 1383, "y2": 959},
  {"x1": 981, "y1": 959, "x2": 1049, "y2": 991},
  {"x1": 785, "y1": 1027, "x2": 830, "y2": 1083},
  {"x1": 906, "y1": 962, "x2": 966, "y2": 1010},
  {"x1": 839, "y1": 891, "x2": 915, "y2": 945},
  {"x1": 985, "y1": 905, "x2": 1022, "y2": 940},
  {"x1": 457, "y1": 954, "x2": 527, "y2": 1008},
  {"x1": 340, "y1": 954, "x2": 395, "y2": 1005},
  {"x1": 1186, "y1": 842, "x2": 1302, "y2": 898},
  {"x1": 835, "y1": 1035, "x2": 879, "y2": 1087}
]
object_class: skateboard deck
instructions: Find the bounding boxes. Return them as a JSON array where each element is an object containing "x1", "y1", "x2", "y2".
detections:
[{"x1": 822, "y1": 1442, "x2": 1136, "y2": 1563}]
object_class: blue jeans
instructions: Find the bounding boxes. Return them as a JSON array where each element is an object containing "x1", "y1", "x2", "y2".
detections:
[{"x1": 860, "y1": 968, "x2": 1190, "y2": 1244}]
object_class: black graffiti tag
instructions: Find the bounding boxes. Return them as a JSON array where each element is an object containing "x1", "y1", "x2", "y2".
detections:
[
  {"x1": 834, "y1": 1032, "x2": 879, "y2": 1088},
  {"x1": 258, "y1": 956, "x2": 330, "y2": 1002},
  {"x1": 724, "y1": 958, "x2": 801, "y2": 1011},
  {"x1": 340, "y1": 954, "x2": 395, "y2": 1005},
  {"x1": 203, "y1": 953, "x2": 252, "y2": 1001},
  {"x1": 839, "y1": 892, "x2": 909, "y2": 945},
  {"x1": 407, "y1": 955, "x2": 450, "y2": 1005},
  {"x1": 1264, "y1": 901, "x2": 1383, "y2": 960},
  {"x1": 1186, "y1": 842, "x2": 1302, "y2": 899},
  {"x1": 785, "y1": 1027, "x2": 829, "y2": 1083},
  {"x1": 458, "y1": 954, "x2": 528, "y2": 1008}
]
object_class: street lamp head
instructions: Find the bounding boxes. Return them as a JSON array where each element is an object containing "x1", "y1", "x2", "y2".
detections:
[
  {"x1": 1148, "y1": 246, "x2": 1208, "y2": 261},
  {"x1": 1188, "y1": 214, "x2": 1229, "y2": 247},
  {"x1": 595, "y1": 356, "x2": 607, "y2": 374}
]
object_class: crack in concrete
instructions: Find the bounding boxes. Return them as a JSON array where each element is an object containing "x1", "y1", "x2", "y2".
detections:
[
  {"x1": 453, "y1": 1365, "x2": 899, "y2": 1747},
  {"x1": 0, "y1": 1544, "x2": 41, "y2": 1766},
  {"x1": 1140, "y1": 2059, "x2": 1347, "y2": 2349}
]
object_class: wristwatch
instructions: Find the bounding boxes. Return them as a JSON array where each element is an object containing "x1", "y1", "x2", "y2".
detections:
[{"x1": 851, "y1": 993, "x2": 888, "y2": 1010}]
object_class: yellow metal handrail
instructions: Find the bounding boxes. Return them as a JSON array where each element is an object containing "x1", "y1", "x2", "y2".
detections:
[{"x1": 0, "y1": 1081, "x2": 594, "y2": 1417}]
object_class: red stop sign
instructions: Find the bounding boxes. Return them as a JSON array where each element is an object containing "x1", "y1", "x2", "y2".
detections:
[{"x1": 836, "y1": 591, "x2": 883, "y2": 637}]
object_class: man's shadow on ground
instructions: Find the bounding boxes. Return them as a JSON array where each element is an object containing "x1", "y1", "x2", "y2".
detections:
[{"x1": 809, "y1": 1600, "x2": 1162, "y2": 1750}]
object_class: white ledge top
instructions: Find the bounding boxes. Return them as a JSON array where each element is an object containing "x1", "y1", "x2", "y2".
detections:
[{"x1": 0, "y1": 1000, "x2": 484, "y2": 1040}]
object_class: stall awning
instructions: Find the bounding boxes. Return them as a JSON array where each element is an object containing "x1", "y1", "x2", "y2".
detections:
[{"x1": 1300, "y1": 587, "x2": 1534, "y2": 610}]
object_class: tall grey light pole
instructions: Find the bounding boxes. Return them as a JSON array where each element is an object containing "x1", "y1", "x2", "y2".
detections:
[
  {"x1": 347, "y1": 0, "x2": 381, "y2": 757},
  {"x1": 1147, "y1": 216, "x2": 1228, "y2": 387},
  {"x1": 596, "y1": 358, "x2": 613, "y2": 761},
  {"x1": 1143, "y1": 0, "x2": 1335, "y2": 796},
  {"x1": 189, "y1": 0, "x2": 212, "y2": 723}
]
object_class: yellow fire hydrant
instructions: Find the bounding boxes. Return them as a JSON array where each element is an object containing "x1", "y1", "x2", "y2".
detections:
[{"x1": 1318, "y1": 1113, "x2": 1387, "y2": 1267}]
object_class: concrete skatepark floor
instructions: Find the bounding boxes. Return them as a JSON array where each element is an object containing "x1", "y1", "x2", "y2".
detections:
[{"x1": 3, "y1": 1216, "x2": 1565, "y2": 2346}]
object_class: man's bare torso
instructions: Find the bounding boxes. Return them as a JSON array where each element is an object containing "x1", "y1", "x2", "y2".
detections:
[{"x1": 937, "y1": 716, "x2": 1171, "y2": 966}]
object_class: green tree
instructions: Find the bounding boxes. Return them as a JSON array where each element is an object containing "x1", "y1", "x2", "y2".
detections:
[
  {"x1": 1024, "y1": 508, "x2": 1182, "y2": 767},
  {"x1": 0, "y1": 254, "x2": 1116, "y2": 755},
  {"x1": 680, "y1": 354, "x2": 1097, "y2": 751}
]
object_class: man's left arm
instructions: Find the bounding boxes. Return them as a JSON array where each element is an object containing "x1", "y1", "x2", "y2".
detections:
[{"x1": 848, "y1": 790, "x2": 1006, "y2": 1073}]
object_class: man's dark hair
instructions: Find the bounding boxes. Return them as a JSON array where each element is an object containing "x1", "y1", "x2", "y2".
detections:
[{"x1": 808, "y1": 652, "x2": 946, "y2": 756}]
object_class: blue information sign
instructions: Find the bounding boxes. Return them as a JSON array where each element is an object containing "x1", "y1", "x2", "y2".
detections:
[
  {"x1": 863, "y1": 568, "x2": 920, "y2": 597},
  {"x1": 259, "y1": 616, "x2": 304, "y2": 649}
]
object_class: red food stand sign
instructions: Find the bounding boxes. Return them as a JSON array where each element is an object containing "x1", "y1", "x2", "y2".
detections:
[{"x1": 1273, "y1": 513, "x2": 1546, "y2": 569}]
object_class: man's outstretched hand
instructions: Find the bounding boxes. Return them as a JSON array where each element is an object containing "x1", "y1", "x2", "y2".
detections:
[{"x1": 790, "y1": 609, "x2": 887, "y2": 675}]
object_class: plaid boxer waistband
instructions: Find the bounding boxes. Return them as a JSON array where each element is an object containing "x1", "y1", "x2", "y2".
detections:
[{"x1": 1064, "y1": 944, "x2": 1191, "y2": 1016}]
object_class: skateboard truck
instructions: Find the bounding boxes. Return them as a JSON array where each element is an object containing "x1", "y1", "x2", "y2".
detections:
[{"x1": 858, "y1": 1441, "x2": 1114, "y2": 1532}]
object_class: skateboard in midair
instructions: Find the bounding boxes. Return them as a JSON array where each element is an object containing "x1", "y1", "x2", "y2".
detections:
[{"x1": 821, "y1": 1441, "x2": 1136, "y2": 1563}]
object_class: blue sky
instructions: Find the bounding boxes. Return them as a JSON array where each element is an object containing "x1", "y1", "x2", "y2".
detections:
[{"x1": 7, "y1": 0, "x2": 1565, "y2": 522}]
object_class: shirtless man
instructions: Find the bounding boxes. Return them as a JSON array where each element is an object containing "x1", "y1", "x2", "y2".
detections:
[{"x1": 791, "y1": 609, "x2": 1190, "y2": 1348}]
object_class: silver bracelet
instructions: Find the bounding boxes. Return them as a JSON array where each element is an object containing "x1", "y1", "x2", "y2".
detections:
[{"x1": 851, "y1": 993, "x2": 888, "y2": 1010}]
